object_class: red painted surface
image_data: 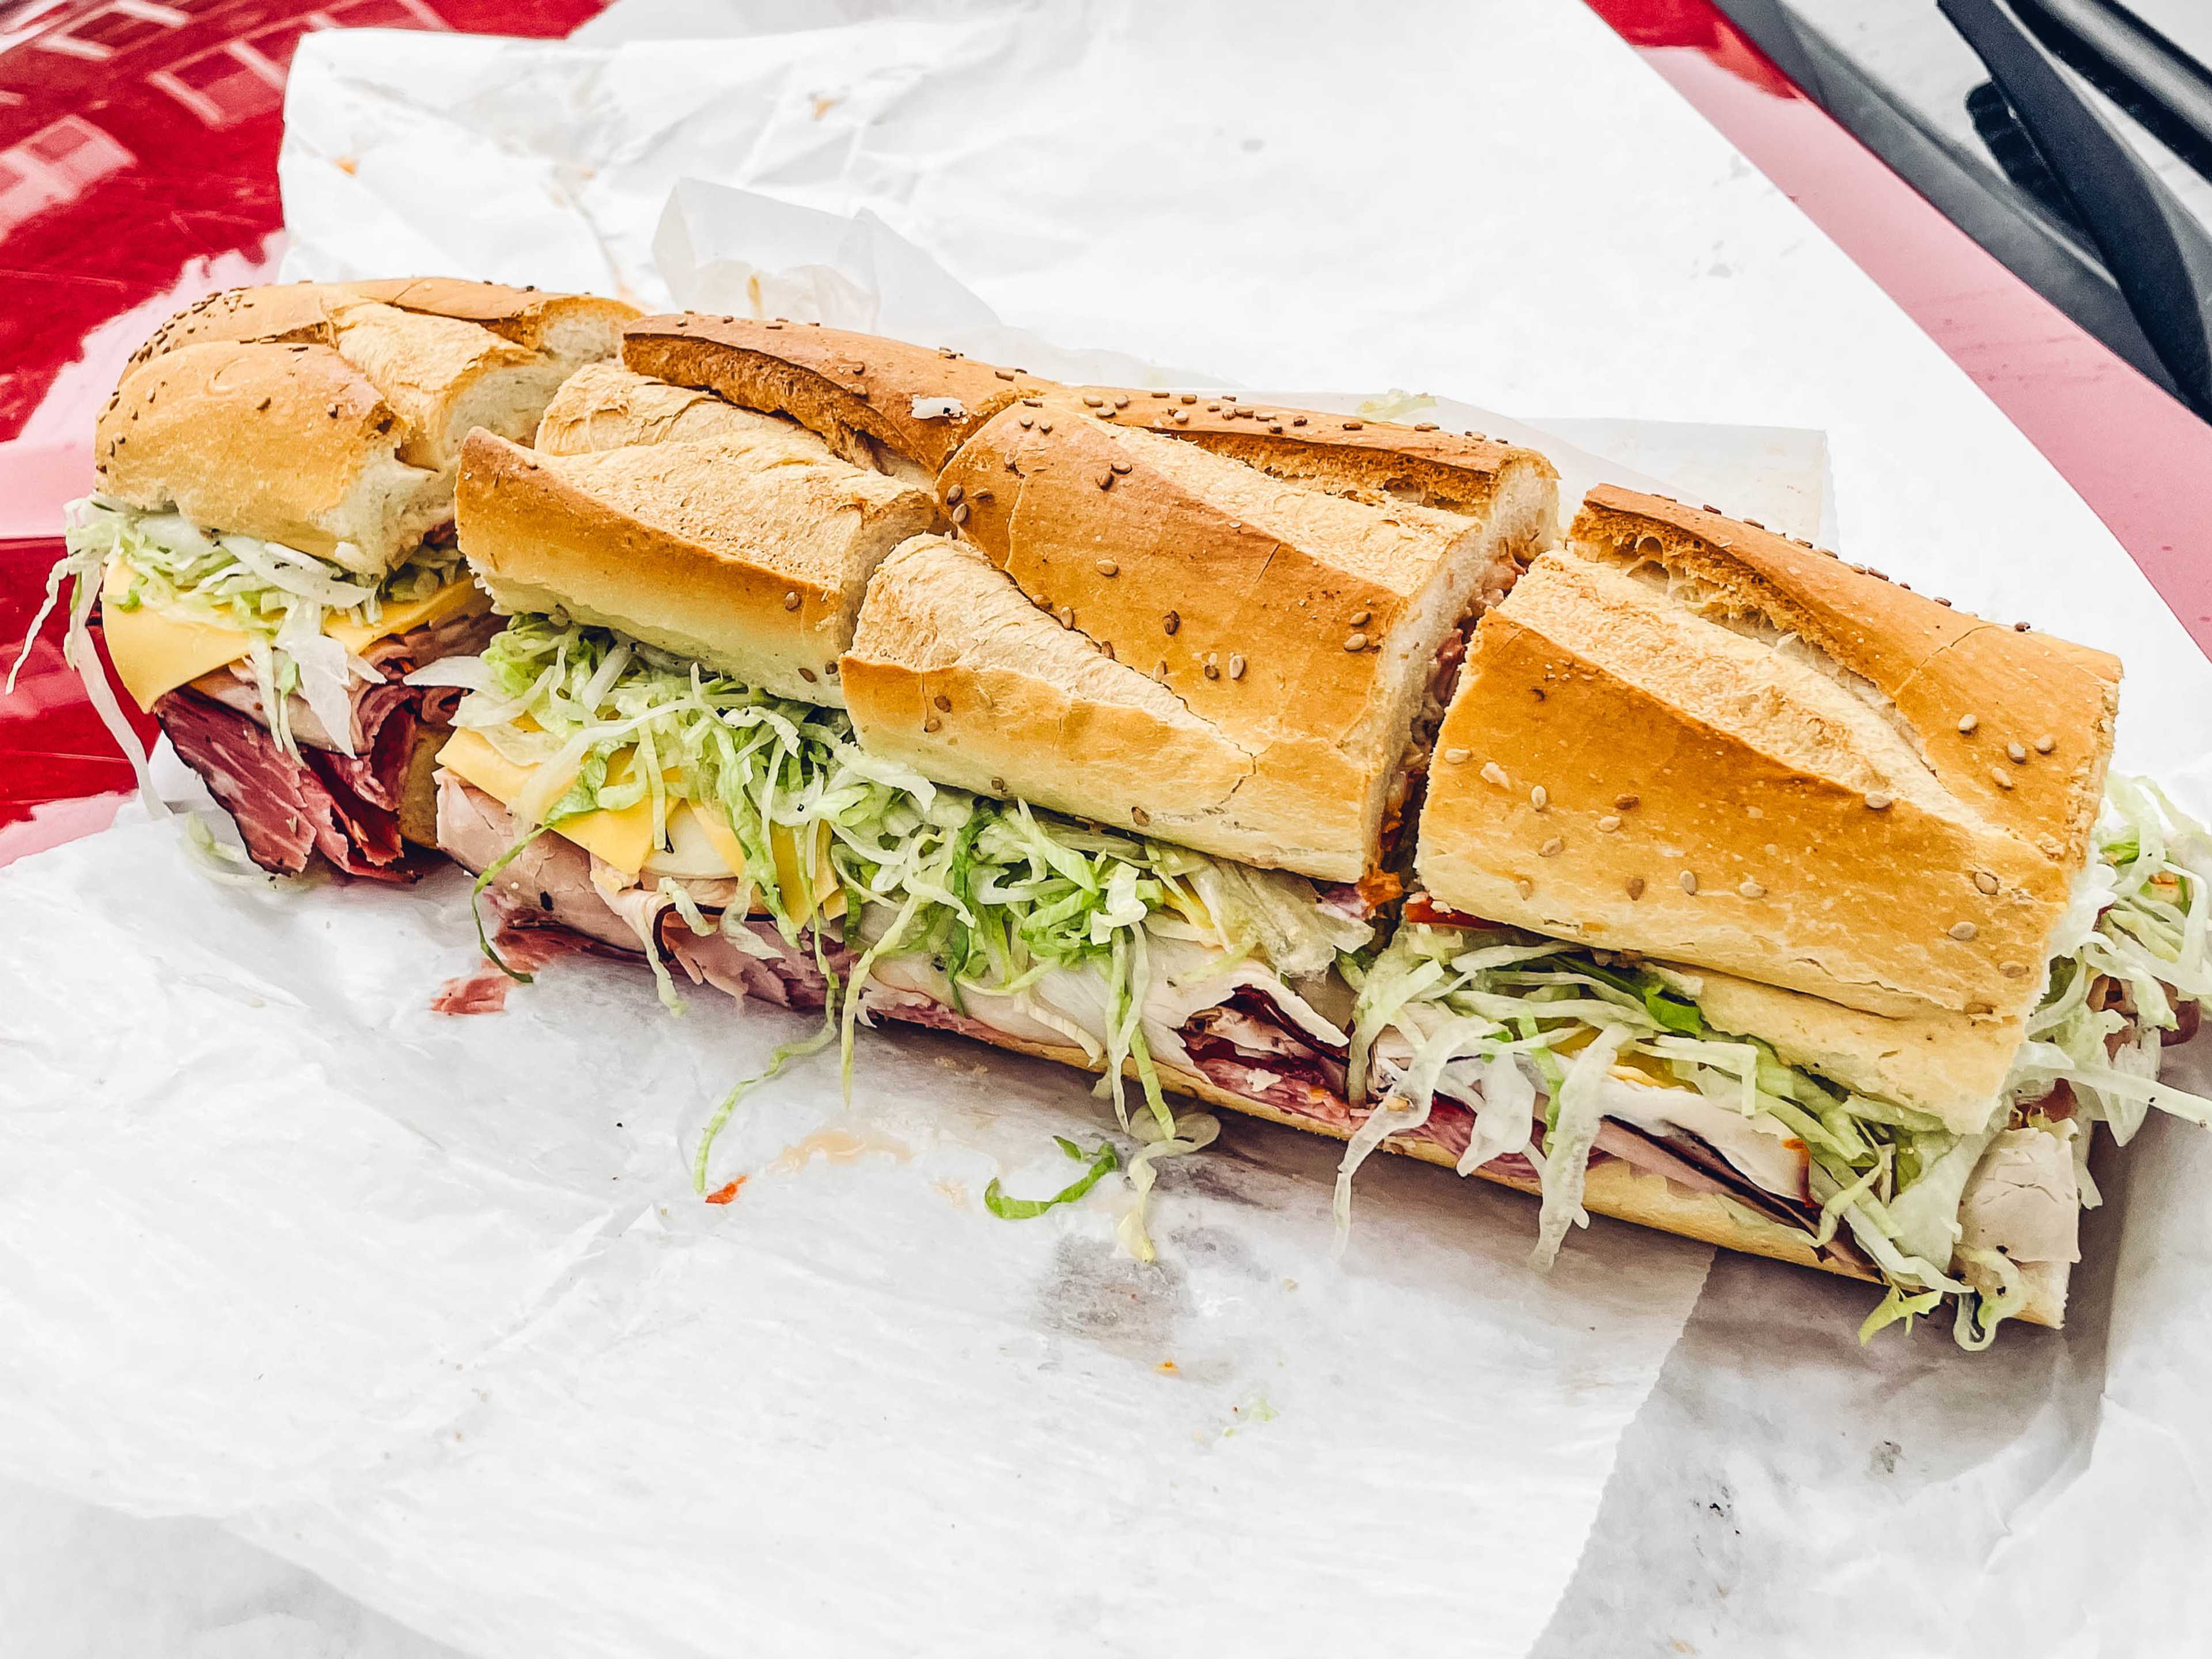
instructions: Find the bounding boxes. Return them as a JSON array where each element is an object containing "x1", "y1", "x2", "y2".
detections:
[
  {"x1": 0, "y1": 0, "x2": 601, "y2": 862},
  {"x1": 2, "y1": 0, "x2": 2206, "y2": 869}
]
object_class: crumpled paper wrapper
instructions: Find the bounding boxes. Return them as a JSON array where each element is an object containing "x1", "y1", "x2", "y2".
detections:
[{"x1": 6, "y1": 4, "x2": 2209, "y2": 1654}]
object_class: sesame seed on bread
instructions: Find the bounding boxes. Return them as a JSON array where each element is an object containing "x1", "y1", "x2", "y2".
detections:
[
  {"x1": 1077, "y1": 388, "x2": 1557, "y2": 522},
  {"x1": 619, "y1": 313, "x2": 1054, "y2": 482}
]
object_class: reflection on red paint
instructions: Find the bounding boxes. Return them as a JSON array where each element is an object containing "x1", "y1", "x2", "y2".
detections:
[
  {"x1": 1582, "y1": 0, "x2": 1798, "y2": 97},
  {"x1": 0, "y1": 0, "x2": 601, "y2": 434}
]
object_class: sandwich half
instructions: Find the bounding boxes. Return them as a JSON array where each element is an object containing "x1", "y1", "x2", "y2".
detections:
[
  {"x1": 1335, "y1": 491, "x2": 2211, "y2": 1342},
  {"x1": 429, "y1": 343, "x2": 1551, "y2": 1224},
  {"x1": 20, "y1": 278, "x2": 634, "y2": 878}
]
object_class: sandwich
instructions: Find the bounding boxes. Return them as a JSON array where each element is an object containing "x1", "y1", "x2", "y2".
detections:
[
  {"x1": 425, "y1": 320, "x2": 1557, "y2": 1225},
  {"x1": 1333, "y1": 488, "x2": 2210, "y2": 1343},
  {"x1": 14, "y1": 279, "x2": 635, "y2": 878}
]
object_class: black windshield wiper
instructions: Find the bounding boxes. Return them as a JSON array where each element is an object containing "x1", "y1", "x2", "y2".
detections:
[
  {"x1": 1709, "y1": 0, "x2": 2180, "y2": 399},
  {"x1": 1940, "y1": 0, "x2": 2212, "y2": 422},
  {"x1": 2009, "y1": 0, "x2": 2212, "y2": 188}
]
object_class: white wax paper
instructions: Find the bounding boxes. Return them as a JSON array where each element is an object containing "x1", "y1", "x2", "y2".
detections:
[{"x1": 7, "y1": 3, "x2": 2211, "y2": 1653}]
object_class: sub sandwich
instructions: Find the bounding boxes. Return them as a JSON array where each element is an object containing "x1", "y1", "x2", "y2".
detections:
[
  {"x1": 14, "y1": 279, "x2": 634, "y2": 877},
  {"x1": 51, "y1": 289, "x2": 2200, "y2": 1346},
  {"x1": 1337, "y1": 489, "x2": 2211, "y2": 1343},
  {"x1": 422, "y1": 320, "x2": 1557, "y2": 1222}
]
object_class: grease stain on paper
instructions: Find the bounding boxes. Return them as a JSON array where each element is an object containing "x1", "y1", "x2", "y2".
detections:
[
  {"x1": 1036, "y1": 1234, "x2": 1189, "y2": 1359},
  {"x1": 769, "y1": 1126, "x2": 914, "y2": 1177}
]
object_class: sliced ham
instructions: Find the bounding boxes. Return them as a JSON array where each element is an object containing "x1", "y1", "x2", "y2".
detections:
[
  {"x1": 438, "y1": 775, "x2": 839, "y2": 1009},
  {"x1": 308, "y1": 681, "x2": 418, "y2": 811},
  {"x1": 661, "y1": 910, "x2": 836, "y2": 1011}
]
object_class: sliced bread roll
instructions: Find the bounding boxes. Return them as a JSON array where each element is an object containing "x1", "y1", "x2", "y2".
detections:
[
  {"x1": 1079, "y1": 389, "x2": 1555, "y2": 522},
  {"x1": 456, "y1": 427, "x2": 937, "y2": 706},
  {"x1": 533, "y1": 360, "x2": 853, "y2": 466},
  {"x1": 842, "y1": 534, "x2": 1256, "y2": 822},
  {"x1": 324, "y1": 300, "x2": 557, "y2": 474},
  {"x1": 95, "y1": 342, "x2": 448, "y2": 574},
  {"x1": 1416, "y1": 487, "x2": 2122, "y2": 1024},
  {"x1": 101, "y1": 279, "x2": 638, "y2": 575},
  {"x1": 882, "y1": 396, "x2": 1555, "y2": 881},
  {"x1": 129, "y1": 279, "x2": 631, "y2": 371}
]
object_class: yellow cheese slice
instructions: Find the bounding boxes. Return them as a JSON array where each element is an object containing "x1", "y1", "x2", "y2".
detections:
[
  {"x1": 98, "y1": 558, "x2": 486, "y2": 709},
  {"x1": 1162, "y1": 883, "x2": 1215, "y2": 937},
  {"x1": 692, "y1": 802, "x2": 751, "y2": 877},
  {"x1": 639, "y1": 802, "x2": 844, "y2": 918},
  {"x1": 99, "y1": 563, "x2": 257, "y2": 709},
  {"x1": 628, "y1": 790, "x2": 843, "y2": 917},
  {"x1": 436, "y1": 727, "x2": 656, "y2": 878},
  {"x1": 774, "y1": 817, "x2": 847, "y2": 922},
  {"x1": 326, "y1": 575, "x2": 488, "y2": 653}
]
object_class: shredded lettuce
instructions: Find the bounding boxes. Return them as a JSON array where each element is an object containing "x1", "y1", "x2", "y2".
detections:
[
  {"x1": 7, "y1": 496, "x2": 461, "y2": 779},
  {"x1": 458, "y1": 616, "x2": 1370, "y2": 1236},
  {"x1": 1953, "y1": 1245, "x2": 2027, "y2": 1350},
  {"x1": 1115, "y1": 1109, "x2": 1219, "y2": 1260},
  {"x1": 52, "y1": 497, "x2": 461, "y2": 762},
  {"x1": 1331, "y1": 1092, "x2": 1434, "y2": 1252},
  {"x1": 1858, "y1": 1286, "x2": 1942, "y2": 1344},
  {"x1": 7, "y1": 518, "x2": 164, "y2": 810},
  {"x1": 179, "y1": 810, "x2": 273, "y2": 887},
  {"x1": 1532, "y1": 1025, "x2": 1630, "y2": 1268},
  {"x1": 1188, "y1": 861, "x2": 1370, "y2": 979},
  {"x1": 2016, "y1": 780, "x2": 2212, "y2": 1147},
  {"x1": 690, "y1": 934, "x2": 842, "y2": 1194},
  {"x1": 986, "y1": 1136, "x2": 1123, "y2": 1220}
]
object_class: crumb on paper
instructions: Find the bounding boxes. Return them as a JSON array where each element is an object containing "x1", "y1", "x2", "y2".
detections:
[
  {"x1": 812, "y1": 93, "x2": 843, "y2": 120},
  {"x1": 335, "y1": 156, "x2": 358, "y2": 175},
  {"x1": 431, "y1": 921, "x2": 589, "y2": 1016},
  {"x1": 1157, "y1": 1359, "x2": 1178, "y2": 1374},
  {"x1": 430, "y1": 968, "x2": 510, "y2": 1017},
  {"x1": 1221, "y1": 1393, "x2": 1279, "y2": 1438}
]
